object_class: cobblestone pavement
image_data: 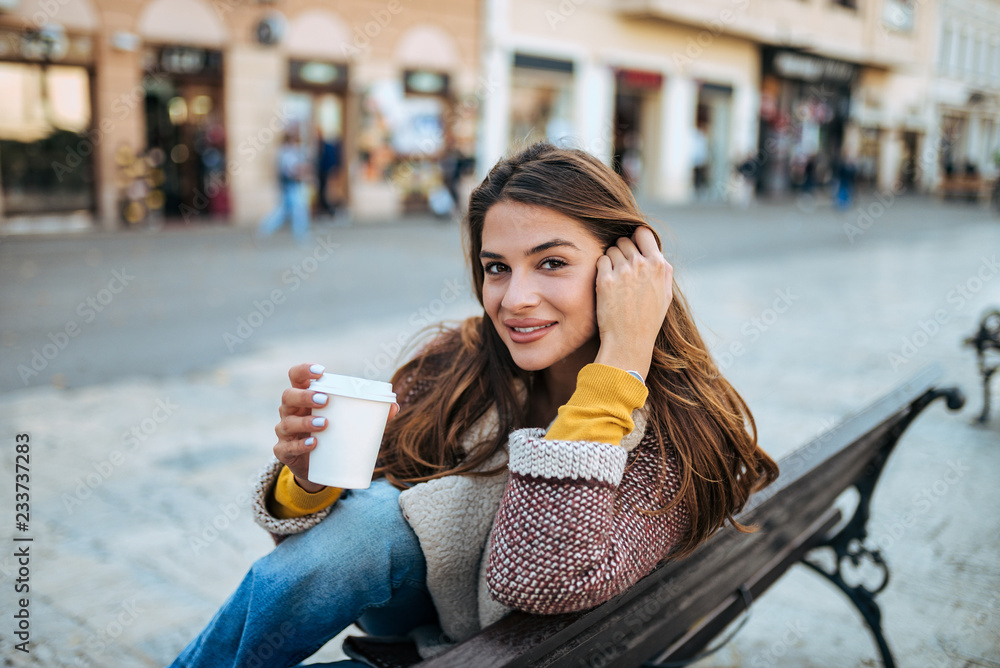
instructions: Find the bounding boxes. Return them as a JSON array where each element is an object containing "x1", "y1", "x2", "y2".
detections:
[{"x1": 1, "y1": 196, "x2": 999, "y2": 666}]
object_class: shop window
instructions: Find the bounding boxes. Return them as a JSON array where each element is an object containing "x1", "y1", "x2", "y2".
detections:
[
  {"x1": 510, "y1": 54, "x2": 576, "y2": 147},
  {"x1": 143, "y1": 46, "x2": 228, "y2": 221},
  {"x1": 284, "y1": 59, "x2": 349, "y2": 214},
  {"x1": 357, "y1": 69, "x2": 465, "y2": 214},
  {"x1": 0, "y1": 62, "x2": 94, "y2": 215}
]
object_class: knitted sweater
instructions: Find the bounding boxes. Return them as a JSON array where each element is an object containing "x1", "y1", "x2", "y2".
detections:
[{"x1": 250, "y1": 365, "x2": 690, "y2": 645}]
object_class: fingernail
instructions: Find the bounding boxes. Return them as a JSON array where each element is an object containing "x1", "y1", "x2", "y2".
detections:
[
  {"x1": 310, "y1": 364, "x2": 325, "y2": 374},
  {"x1": 312, "y1": 417, "x2": 326, "y2": 427},
  {"x1": 313, "y1": 393, "x2": 328, "y2": 405},
  {"x1": 305, "y1": 437, "x2": 316, "y2": 446}
]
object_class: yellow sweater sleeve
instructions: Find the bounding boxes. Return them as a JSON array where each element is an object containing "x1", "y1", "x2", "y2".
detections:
[
  {"x1": 544, "y1": 364, "x2": 649, "y2": 445},
  {"x1": 269, "y1": 466, "x2": 342, "y2": 519}
]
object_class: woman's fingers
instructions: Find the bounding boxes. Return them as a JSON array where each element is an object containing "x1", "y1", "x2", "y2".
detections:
[
  {"x1": 274, "y1": 435, "x2": 317, "y2": 460},
  {"x1": 278, "y1": 387, "x2": 330, "y2": 419},
  {"x1": 631, "y1": 226, "x2": 660, "y2": 256},
  {"x1": 613, "y1": 236, "x2": 639, "y2": 260},
  {"x1": 604, "y1": 245, "x2": 627, "y2": 269},
  {"x1": 288, "y1": 362, "x2": 325, "y2": 389},
  {"x1": 276, "y1": 414, "x2": 328, "y2": 440}
]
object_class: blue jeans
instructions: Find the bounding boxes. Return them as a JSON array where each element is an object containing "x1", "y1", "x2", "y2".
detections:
[
  {"x1": 258, "y1": 182, "x2": 310, "y2": 244},
  {"x1": 170, "y1": 479, "x2": 437, "y2": 668}
]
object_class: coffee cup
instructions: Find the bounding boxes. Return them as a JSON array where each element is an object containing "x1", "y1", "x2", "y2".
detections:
[{"x1": 307, "y1": 373, "x2": 397, "y2": 489}]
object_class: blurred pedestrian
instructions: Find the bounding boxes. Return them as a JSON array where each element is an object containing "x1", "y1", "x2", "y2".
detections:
[
  {"x1": 257, "y1": 128, "x2": 311, "y2": 243},
  {"x1": 834, "y1": 152, "x2": 857, "y2": 211},
  {"x1": 316, "y1": 131, "x2": 342, "y2": 218}
]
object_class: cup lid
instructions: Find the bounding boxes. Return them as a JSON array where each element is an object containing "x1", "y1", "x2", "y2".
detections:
[{"x1": 309, "y1": 373, "x2": 396, "y2": 403}]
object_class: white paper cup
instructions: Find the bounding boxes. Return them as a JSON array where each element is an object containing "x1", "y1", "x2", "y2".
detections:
[{"x1": 307, "y1": 373, "x2": 396, "y2": 489}]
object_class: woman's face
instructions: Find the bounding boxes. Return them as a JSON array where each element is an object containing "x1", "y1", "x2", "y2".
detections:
[{"x1": 480, "y1": 201, "x2": 606, "y2": 372}]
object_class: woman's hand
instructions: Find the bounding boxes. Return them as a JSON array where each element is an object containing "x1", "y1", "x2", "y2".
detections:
[
  {"x1": 273, "y1": 363, "x2": 399, "y2": 493},
  {"x1": 594, "y1": 227, "x2": 673, "y2": 380}
]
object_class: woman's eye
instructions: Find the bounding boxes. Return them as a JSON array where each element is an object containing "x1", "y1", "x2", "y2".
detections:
[
  {"x1": 484, "y1": 262, "x2": 508, "y2": 275},
  {"x1": 540, "y1": 259, "x2": 566, "y2": 270}
]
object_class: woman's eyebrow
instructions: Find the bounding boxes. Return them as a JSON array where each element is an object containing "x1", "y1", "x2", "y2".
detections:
[
  {"x1": 479, "y1": 239, "x2": 582, "y2": 260},
  {"x1": 528, "y1": 239, "x2": 581, "y2": 256}
]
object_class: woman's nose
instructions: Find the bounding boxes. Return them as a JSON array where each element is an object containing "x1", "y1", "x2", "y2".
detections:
[{"x1": 501, "y1": 270, "x2": 541, "y2": 312}]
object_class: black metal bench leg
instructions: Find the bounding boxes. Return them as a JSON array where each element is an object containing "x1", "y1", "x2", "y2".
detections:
[
  {"x1": 800, "y1": 555, "x2": 895, "y2": 668},
  {"x1": 977, "y1": 366, "x2": 995, "y2": 423},
  {"x1": 796, "y1": 387, "x2": 963, "y2": 668}
]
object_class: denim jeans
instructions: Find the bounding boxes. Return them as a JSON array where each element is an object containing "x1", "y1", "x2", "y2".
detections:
[
  {"x1": 257, "y1": 182, "x2": 310, "y2": 244},
  {"x1": 169, "y1": 479, "x2": 437, "y2": 668}
]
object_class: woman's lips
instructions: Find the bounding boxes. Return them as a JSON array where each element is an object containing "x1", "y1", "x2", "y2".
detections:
[{"x1": 507, "y1": 322, "x2": 556, "y2": 343}]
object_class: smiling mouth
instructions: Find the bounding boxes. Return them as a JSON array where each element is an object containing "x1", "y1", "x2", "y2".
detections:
[{"x1": 512, "y1": 323, "x2": 555, "y2": 333}]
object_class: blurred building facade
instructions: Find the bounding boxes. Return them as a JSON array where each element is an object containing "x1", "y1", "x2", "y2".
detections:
[
  {"x1": 479, "y1": 0, "x2": 999, "y2": 202},
  {"x1": 0, "y1": 0, "x2": 479, "y2": 229},
  {"x1": 0, "y1": 0, "x2": 998, "y2": 231}
]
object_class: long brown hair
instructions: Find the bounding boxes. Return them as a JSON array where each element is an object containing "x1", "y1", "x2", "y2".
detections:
[{"x1": 376, "y1": 142, "x2": 778, "y2": 557}]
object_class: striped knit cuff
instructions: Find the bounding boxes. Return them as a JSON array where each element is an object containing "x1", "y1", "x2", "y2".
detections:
[
  {"x1": 507, "y1": 428, "x2": 628, "y2": 486},
  {"x1": 251, "y1": 458, "x2": 335, "y2": 536}
]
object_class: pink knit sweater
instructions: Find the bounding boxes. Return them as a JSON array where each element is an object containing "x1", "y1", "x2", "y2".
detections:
[{"x1": 487, "y1": 425, "x2": 689, "y2": 615}]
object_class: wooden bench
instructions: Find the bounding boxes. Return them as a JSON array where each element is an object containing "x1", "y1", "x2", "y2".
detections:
[
  {"x1": 345, "y1": 364, "x2": 964, "y2": 668},
  {"x1": 941, "y1": 174, "x2": 987, "y2": 201}
]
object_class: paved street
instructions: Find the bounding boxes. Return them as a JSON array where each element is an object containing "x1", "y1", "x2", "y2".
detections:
[{"x1": 1, "y1": 194, "x2": 999, "y2": 666}]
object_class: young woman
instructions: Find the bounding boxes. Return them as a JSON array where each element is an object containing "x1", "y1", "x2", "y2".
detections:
[{"x1": 171, "y1": 142, "x2": 778, "y2": 668}]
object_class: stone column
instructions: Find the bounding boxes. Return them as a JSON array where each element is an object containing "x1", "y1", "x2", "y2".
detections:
[
  {"x1": 732, "y1": 81, "x2": 759, "y2": 159},
  {"x1": 93, "y1": 30, "x2": 145, "y2": 231},
  {"x1": 224, "y1": 44, "x2": 285, "y2": 227},
  {"x1": 657, "y1": 75, "x2": 696, "y2": 203},
  {"x1": 476, "y1": 0, "x2": 511, "y2": 179},
  {"x1": 574, "y1": 56, "x2": 614, "y2": 164},
  {"x1": 477, "y1": 46, "x2": 512, "y2": 179},
  {"x1": 919, "y1": 108, "x2": 943, "y2": 192},
  {"x1": 877, "y1": 128, "x2": 901, "y2": 192}
]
